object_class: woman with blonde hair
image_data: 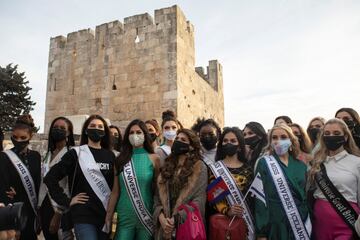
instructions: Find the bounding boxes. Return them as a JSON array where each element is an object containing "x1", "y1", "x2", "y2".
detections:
[
  {"x1": 290, "y1": 123, "x2": 313, "y2": 164},
  {"x1": 255, "y1": 124, "x2": 311, "y2": 240},
  {"x1": 309, "y1": 118, "x2": 360, "y2": 239}
]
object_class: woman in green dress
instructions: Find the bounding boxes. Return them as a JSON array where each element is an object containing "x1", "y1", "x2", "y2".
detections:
[
  {"x1": 106, "y1": 119, "x2": 160, "y2": 240},
  {"x1": 255, "y1": 124, "x2": 310, "y2": 240}
]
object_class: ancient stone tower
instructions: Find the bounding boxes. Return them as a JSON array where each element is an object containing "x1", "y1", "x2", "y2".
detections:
[{"x1": 45, "y1": 5, "x2": 224, "y2": 131}]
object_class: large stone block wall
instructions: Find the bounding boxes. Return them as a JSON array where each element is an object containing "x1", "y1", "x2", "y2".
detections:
[{"x1": 45, "y1": 5, "x2": 224, "y2": 132}]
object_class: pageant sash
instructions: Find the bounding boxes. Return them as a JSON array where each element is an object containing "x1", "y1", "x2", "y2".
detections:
[
  {"x1": 74, "y1": 145, "x2": 111, "y2": 211},
  {"x1": 315, "y1": 163, "x2": 359, "y2": 234},
  {"x1": 207, "y1": 160, "x2": 255, "y2": 240},
  {"x1": 74, "y1": 145, "x2": 111, "y2": 232},
  {"x1": 122, "y1": 160, "x2": 154, "y2": 235},
  {"x1": 4, "y1": 150, "x2": 38, "y2": 214},
  {"x1": 39, "y1": 147, "x2": 69, "y2": 208},
  {"x1": 43, "y1": 147, "x2": 68, "y2": 176},
  {"x1": 264, "y1": 155, "x2": 311, "y2": 240}
]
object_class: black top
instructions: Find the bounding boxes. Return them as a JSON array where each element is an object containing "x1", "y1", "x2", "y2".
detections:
[
  {"x1": 44, "y1": 145, "x2": 115, "y2": 226},
  {"x1": 0, "y1": 149, "x2": 41, "y2": 216}
]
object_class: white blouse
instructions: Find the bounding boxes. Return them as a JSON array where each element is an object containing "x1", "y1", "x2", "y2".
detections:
[{"x1": 314, "y1": 150, "x2": 360, "y2": 204}]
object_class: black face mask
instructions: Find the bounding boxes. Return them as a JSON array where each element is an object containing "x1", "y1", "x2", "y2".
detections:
[
  {"x1": 309, "y1": 128, "x2": 320, "y2": 142},
  {"x1": 221, "y1": 143, "x2": 239, "y2": 157},
  {"x1": 51, "y1": 128, "x2": 67, "y2": 142},
  {"x1": 171, "y1": 140, "x2": 190, "y2": 155},
  {"x1": 149, "y1": 133, "x2": 157, "y2": 143},
  {"x1": 323, "y1": 135, "x2": 346, "y2": 151},
  {"x1": 86, "y1": 129, "x2": 105, "y2": 142},
  {"x1": 11, "y1": 137, "x2": 29, "y2": 152},
  {"x1": 200, "y1": 135, "x2": 217, "y2": 151},
  {"x1": 244, "y1": 135, "x2": 260, "y2": 149},
  {"x1": 344, "y1": 120, "x2": 356, "y2": 131},
  {"x1": 295, "y1": 134, "x2": 303, "y2": 146},
  {"x1": 111, "y1": 136, "x2": 119, "y2": 145}
]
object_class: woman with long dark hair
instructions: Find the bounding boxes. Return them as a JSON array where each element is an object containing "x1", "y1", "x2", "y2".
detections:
[
  {"x1": 44, "y1": 115, "x2": 115, "y2": 240},
  {"x1": 153, "y1": 129, "x2": 207, "y2": 240},
  {"x1": 243, "y1": 122, "x2": 268, "y2": 168},
  {"x1": 0, "y1": 114, "x2": 41, "y2": 240},
  {"x1": 109, "y1": 125, "x2": 122, "y2": 156},
  {"x1": 106, "y1": 119, "x2": 160, "y2": 240},
  {"x1": 38, "y1": 116, "x2": 75, "y2": 239},
  {"x1": 208, "y1": 127, "x2": 254, "y2": 240}
]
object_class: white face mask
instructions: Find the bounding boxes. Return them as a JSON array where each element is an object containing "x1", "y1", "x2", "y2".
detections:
[
  {"x1": 163, "y1": 130, "x2": 177, "y2": 141},
  {"x1": 129, "y1": 133, "x2": 145, "y2": 147}
]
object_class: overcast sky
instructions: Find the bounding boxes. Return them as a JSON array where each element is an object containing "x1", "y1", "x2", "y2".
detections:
[{"x1": 1, "y1": 0, "x2": 359, "y2": 132}]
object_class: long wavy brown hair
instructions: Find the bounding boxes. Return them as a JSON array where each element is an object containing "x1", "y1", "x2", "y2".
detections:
[
  {"x1": 160, "y1": 129, "x2": 202, "y2": 189},
  {"x1": 309, "y1": 118, "x2": 360, "y2": 182}
]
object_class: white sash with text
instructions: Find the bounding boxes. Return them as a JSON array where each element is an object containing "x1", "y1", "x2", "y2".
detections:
[
  {"x1": 122, "y1": 160, "x2": 154, "y2": 235},
  {"x1": 264, "y1": 155, "x2": 311, "y2": 240},
  {"x1": 208, "y1": 160, "x2": 255, "y2": 240},
  {"x1": 4, "y1": 150, "x2": 38, "y2": 215}
]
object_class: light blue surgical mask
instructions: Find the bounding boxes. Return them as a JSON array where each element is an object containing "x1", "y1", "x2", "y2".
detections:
[
  {"x1": 163, "y1": 130, "x2": 177, "y2": 141},
  {"x1": 272, "y1": 139, "x2": 292, "y2": 156}
]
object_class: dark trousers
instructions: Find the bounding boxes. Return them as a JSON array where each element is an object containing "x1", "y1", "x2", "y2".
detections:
[{"x1": 40, "y1": 195, "x2": 59, "y2": 240}]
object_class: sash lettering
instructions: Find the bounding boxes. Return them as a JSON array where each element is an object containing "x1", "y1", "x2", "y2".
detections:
[
  {"x1": 122, "y1": 161, "x2": 154, "y2": 235},
  {"x1": 74, "y1": 145, "x2": 111, "y2": 232},
  {"x1": 315, "y1": 163, "x2": 359, "y2": 234},
  {"x1": 4, "y1": 150, "x2": 38, "y2": 215},
  {"x1": 264, "y1": 156, "x2": 311, "y2": 240},
  {"x1": 207, "y1": 160, "x2": 255, "y2": 240}
]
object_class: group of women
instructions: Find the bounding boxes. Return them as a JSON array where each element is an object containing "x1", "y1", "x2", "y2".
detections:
[{"x1": 1, "y1": 107, "x2": 360, "y2": 240}]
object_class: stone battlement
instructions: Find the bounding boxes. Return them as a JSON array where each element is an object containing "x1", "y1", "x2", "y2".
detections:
[
  {"x1": 45, "y1": 5, "x2": 224, "y2": 131},
  {"x1": 50, "y1": 6, "x2": 187, "y2": 49}
]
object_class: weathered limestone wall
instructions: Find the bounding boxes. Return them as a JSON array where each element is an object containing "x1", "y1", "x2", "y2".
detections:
[{"x1": 45, "y1": 5, "x2": 224, "y2": 132}]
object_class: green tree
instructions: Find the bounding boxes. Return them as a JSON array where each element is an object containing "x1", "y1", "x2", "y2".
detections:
[{"x1": 0, "y1": 64, "x2": 36, "y2": 131}]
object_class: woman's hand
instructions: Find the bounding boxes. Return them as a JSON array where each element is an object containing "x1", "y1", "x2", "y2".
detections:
[
  {"x1": 49, "y1": 211, "x2": 62, "y2": 234},
  {"x1": 227, "y1": 204, "x2": 244, "y2": 217},
  {"x1": 70, "y1": 193, "x2": 89, "y2": 207},
  {"x1": 159, "y1": 213, "x2": 174, "y2": 237},
  {"x1": 0, "y1": 203, "x2": 17, "y2": 240},
  {"x1": 5, "y1": 187, "x2": 16, "y2": 200}
]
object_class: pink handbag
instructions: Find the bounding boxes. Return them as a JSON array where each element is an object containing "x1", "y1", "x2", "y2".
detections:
[{"x1": 176, "y1": 202, "x2": 206, "y2": 240}]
